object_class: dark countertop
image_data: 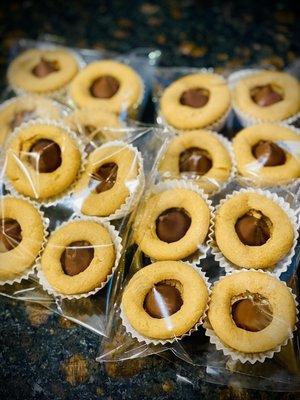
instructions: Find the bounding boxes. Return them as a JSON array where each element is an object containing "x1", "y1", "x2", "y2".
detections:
[{"x1": 0, "y1": 1, "x2": 300, "y2": 399}]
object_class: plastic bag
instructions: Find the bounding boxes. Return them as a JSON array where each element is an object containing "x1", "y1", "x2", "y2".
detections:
[
  {"x1": 98, "y1": 64, "x2": 300, "y2": 392},
  {"x1": 0, "y1": 37, "x2": 164, "y2": 336}
]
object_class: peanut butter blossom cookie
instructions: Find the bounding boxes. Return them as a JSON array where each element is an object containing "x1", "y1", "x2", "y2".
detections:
[
  {"x1": 74, "y1": 143, "x2": 140, "y2": 217},
  {"x1": 233, "y1": 124, "x2": 300, "y2": 186},
  {"x1": 8, "y1": 49, "x2": 79, "y2": 94},
  {"x1": 133, "y1": 187, "x2": 211, "y2": 260},
  {"x1": 160, "y1": 73, "x2": 231, "y2": 130},
  {"x1": 41, "y1": 220, "x2": 116, "y2": 295},
  {"x1": 215, "y1": 191, "x2": 294, "y2": 269},
  {"x1": 5, "y1": 122, "x2": 81, "y2": 200},
  {"x1": 0, "y1": 196, "x2": 44, "y2": 281},
  {"x1": 159, "y1": 130, "x2": 233, "y2": 194},
  {"x1": 122, "y1": 261, "x2": 209, "y2": 340},
  {"x1": 64, "y1": 107, "x2": 124, "y2": 143},
  {"x1": 208, "y1": 271, "x2": 296, "y2": 354},
  {"x1": 70, "y1": 60, "x2": 143, "y2": 115},
  {"x1": 233, "y1": 71, "x2": 300, "y2": 122},
  {"x1": 0, "y1": 96, "x2": 61, "y2": 146}
]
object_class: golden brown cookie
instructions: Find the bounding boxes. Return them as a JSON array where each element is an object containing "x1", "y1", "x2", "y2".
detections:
[
  {"x1": 8, "y1": 48, "x2": 79, "y2": 94},
  {"x1": 0, "y1": 196, "x2": 45, "y2": 281},
  {"x1": 64, "y1": 107, "x2": 124, "y2": 143},
  {"x1": 0, "y1": 95, "x2": 61, "y2": 146},
  {"x1": 233, "y1": 71, "x2": 300, "y2": 122},
  {"x1": 70, "y1": 60, "x2": 143, "y2": 116},
  {"x1": 122, "y1": 261, "x2": 209, "y2": 340},
  {"x1": 208, "y1": 271, "x2": 296, "y2": 353},
  {"x1": 214, "y1": 191, "x2": 294, "y2": 269},
  {"x1": 233, "y1": 124, "x2": 300, "y2": 186},
  {"x1": 159, "y1": 130, "x2": 233, "y2": 194},
  {"x1": 133, "y1": 186, "x2": 211, "y2": 260},
  {"x1": 5, "y1": 122, "x2": 82, "y2": 200},
  {"x1": 73, "y1": 143, "x2": 141, "y2": 217},
  {"x1": 160, "y1": 73, "x2": 231, "y2": 130},
  {"x1": 41, "y1": 219, "x2": 116, "y2": 295}
]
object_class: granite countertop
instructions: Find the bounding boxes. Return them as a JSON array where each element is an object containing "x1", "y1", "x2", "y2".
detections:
[{"x1": 0, "y1": 1, "x2": 299, "y2": 399}]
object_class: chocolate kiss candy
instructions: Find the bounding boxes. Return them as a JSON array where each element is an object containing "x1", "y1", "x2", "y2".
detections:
[
  {"x1": 29, "y1": 139, "x2": 62, "y2": 173},
  {"x1": 235, "y1": 212, "x2": 270, "y2": 246},
  {"x1": 60, "y1": 240, "x2": 94, "y2": 276},
  {"x1": 90, "y1": 76, "x2": 120, "y2": 98},
  {"x1": 156, "y1": 208, "x2": 191, "y2": 243},
  {"x1": 0, "y1": 219, "x2": 22, "y2": 252},
  {"x1": 180, "y1": 88, "x2": 209, "y2": 108},
  {"x1": 253, "y1": 140, "x2": 286, "y2": 167},
  {"x1": 179, "y1": 147, "x2": 212, "y2": 175},
  {"x1": 10, "y1": 110, "x2": 35, "y2": 130},
  {"x1": 92, "y1": 162, "x2": 118, "y2": 193},
  {"x1": 32, "y1": 57, "x2": 59, "y2": 78},
  {"x1": 144, "y1": 283, "x2": 183, "y2": 318},
  {"x1": 251, "y1": 84, "x2": 283, "y2": 107},
  {"x1": 232, "y1": 297, "x2": 273, "y2": 332}
]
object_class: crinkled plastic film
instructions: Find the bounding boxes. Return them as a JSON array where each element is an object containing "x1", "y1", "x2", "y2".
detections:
[
  {"x1": 0, "y1": 37, "x2": 163, "y2": 336},
  {"x1": 98, "y1": 61, "x2": 300, "y2": 392},
  {"x1": 1, "y1": 36, "x2": 300, "y2": 392}
]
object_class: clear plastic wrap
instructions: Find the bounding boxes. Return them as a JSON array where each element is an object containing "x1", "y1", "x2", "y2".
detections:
[
  {"x1": 0, "y1": 37, "x2": 164, "y2": 336},
  {"x1": 97, "y1": 63, "x2": 300, "y2": 392}
]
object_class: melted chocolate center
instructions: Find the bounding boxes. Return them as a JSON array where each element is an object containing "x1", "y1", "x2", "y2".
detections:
[
  {"x1": 235, "y1": 210, "x2": 271, "y2": 246},
  {"x1": 252, "y1": 140, "x2": 286, "y2": 167},
  {"x1": 90, "y1": 76, "x2": 120, "y2": 98},
  {"x1": 232, "y1": 295, "x2": 273, "y2": 332},
  {"x1": 180, "y1": 88, "x2": 209, "y2": 108},
  {"x1": 91, "y1": 162, "x2": 118, "y2": 193},
  {"x1": 143, "y1": 283, "x2": 183, "y2": 318},
  {"x1": 29, "y1": 139, "x2": 62, "y2": 173},
  {"x1": 60, "y1": 240, "x2": 94, "y2": 276},
  {"x1": 251, "y1": 84, "x2": 283, "y2": 107},
  {"x1": 179, "y1": 147, "x2": 212, "y2": 175},
  {"x1": 10, "y1": 110, "x2": 35, "y2": 130},
  {"x1": 156, "y1": 208, "x2": 191, "y2": 243},
  {"x1": 32, "y1": 57, "x2": 59, "y2": 78},
  {"x1": 0, "y1": 218, "x2": 22, "y2": 252}
]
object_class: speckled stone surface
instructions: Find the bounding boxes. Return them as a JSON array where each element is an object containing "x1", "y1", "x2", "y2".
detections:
[{"x1": 0, "y1": 1, "x2": 299, "y2": 399}]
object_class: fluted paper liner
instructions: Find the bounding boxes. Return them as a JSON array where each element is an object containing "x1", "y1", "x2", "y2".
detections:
[
  {"x1": 228, "y1": 68, "x2": 300, "y2": 127},
  {"x1": 209, "y1": 188, "x2": 299, "y2": 277},
  {"x1": 3, "y1": 118, "x2": 87, "y2": 207},
  {"x1": 71, "y1": 140, "x2": 144, "y2": 221},
  {"x1": 120, "y1": 263, "x2": 211, "y2": 345},
  {"x1": 0, "y1": 194, "x2": 49, "y2": 286},
  {"x1": 143, "y1": 179, "x2": 215, "y2": 266},
  {"x1": 204, "y1": 269, "x2": 298, "y2": 364},
  {"x1": 36, "y1": 216, "x2": 123, "y2": 300}
]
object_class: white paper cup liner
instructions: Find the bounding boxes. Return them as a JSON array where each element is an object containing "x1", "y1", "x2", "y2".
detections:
[
  {"x1": 228, "y1": 69, "x2": 300, "y2": 127},
  {"x1": 71, "y1": 140, "x2": 144, "y2": 221},
  {"x1": 0, "y1": 194, "x2": 49, "y2": 286},
  {"x1": 36, "y1": 215, "x2": 122, "y2": 300},
  {"x1": 3, "y1": 118, "x2": 87, "y2": 207},
  {"x1": 141, "y1": 179, "x2": 215, "y2": 266},
  {"x1": 204, "y1": 269, "x2": 299, "y2": 364},
  {"x1": 8, "y1": 47, "x2": 86, "y2": 100},
  {"x1": 120, "y1": 263, "x2": 211, "y2": 345},
  {"x1": 159, "y1": 130, "x2": 237, "y2": 197},
  {"x1": 209, "y1": 187, "x2": 299, "y2": 277}
]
